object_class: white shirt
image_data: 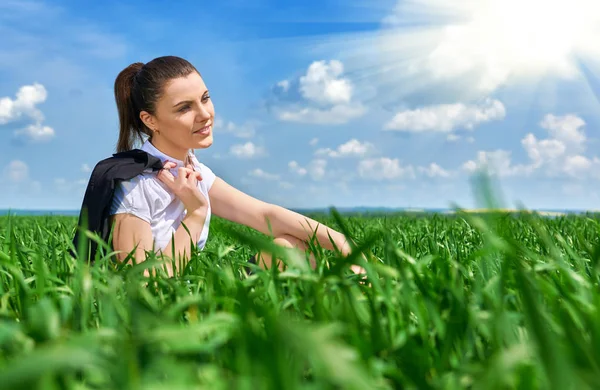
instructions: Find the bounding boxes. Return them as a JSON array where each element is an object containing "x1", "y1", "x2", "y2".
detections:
[{"x1": 109, "y1": 140, "x2": 216, "y2": 251}]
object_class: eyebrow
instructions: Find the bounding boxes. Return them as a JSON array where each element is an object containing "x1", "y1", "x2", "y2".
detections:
[{"x1": 172, "y1": 90, "x2": 209, "y2": 108}]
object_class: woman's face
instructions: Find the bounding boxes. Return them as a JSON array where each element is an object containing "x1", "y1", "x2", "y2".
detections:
[{"x1": 141, "y1": 71, "x2": 214, "y2": 158}]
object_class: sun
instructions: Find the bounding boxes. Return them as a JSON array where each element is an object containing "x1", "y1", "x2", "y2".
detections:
[
  {"x1": 468, "y1": 0, "x2": 594, "y2": 77},
  {"x1": 277, "y1": 0, "x2": 600, "y2": 110},
  {"x1": 394, "y1": 0, "x2": 600, "y2": 93}
]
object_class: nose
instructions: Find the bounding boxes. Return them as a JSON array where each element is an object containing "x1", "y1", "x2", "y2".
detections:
[{"x1": 195, "y1": 101, "x2": 212, "y2": 122}]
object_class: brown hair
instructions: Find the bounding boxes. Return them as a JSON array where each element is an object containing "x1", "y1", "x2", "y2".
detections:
[{"x1": 113, "y1": 56, "x2": 199, "y2": 152}]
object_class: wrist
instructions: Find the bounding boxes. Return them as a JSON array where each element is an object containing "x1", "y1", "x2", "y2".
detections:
[{"x1": 185, "y1": 205, "x2": 208, "y2": 219}]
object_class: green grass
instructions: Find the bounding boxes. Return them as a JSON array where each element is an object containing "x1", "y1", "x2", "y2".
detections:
[{"x1": 2, "y1": 203, "x2": 600, "y2": 389}]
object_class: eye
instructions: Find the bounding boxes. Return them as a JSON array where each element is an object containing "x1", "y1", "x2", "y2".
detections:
[
  {"x1": 178, "y1": 104, "x2": 190, "y2": 112},
  {"x1": 202, "y1": 93, "x2": 211, "y2": 102}
]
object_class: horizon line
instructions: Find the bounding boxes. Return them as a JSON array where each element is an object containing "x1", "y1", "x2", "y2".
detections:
[{"x1": 1, "y1": 206, "x2": 598, "y2": 214}]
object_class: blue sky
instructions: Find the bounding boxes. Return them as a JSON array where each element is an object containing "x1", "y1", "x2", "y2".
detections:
[{"x1": 2, "y1": 0, "x2": 600, "y2": 211}]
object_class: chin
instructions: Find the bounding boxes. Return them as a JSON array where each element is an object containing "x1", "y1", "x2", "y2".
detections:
[{"x1": 193, "y1": 135, "x2": 213, "y2": 149}]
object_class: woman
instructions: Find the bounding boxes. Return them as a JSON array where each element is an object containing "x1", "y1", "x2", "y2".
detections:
[{"x1": 108, "y1": 55, "x2": 365, "y2": 277}]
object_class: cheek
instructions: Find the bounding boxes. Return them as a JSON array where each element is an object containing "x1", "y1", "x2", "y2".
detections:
[{"x1": 171, "y1": 113, "x2": 196, "y2": 130}]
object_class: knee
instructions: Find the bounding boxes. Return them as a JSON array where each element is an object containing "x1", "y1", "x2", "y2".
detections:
[{"x1": 273, "y1": 234, "x2": 307, "y2": 251}]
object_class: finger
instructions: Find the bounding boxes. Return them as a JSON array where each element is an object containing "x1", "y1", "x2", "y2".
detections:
[
  {"x1": 185, "y1": 168, "x2": 197, "y2": 181},
  {"x1": 158, "y1": 161, "x2": 177, "y2": 184},
  {"x1": 185, "y1": 163, "x2": 203, "y2": 181},
  {"x1": 157, "y1": 169, "x2": 175, "y2": 186},
  {"x1": 186, "y1": 170, "x2": 200, "y2": 186},
  {"x1": 185, "y1": 164, "x2": 196, "y2": 179},
  {"x1": 177, "y1": 167, "x2": 189, "y2": 182},
  {"x1": 162, "y1": 161, "x2": 177, "y2": 169}
]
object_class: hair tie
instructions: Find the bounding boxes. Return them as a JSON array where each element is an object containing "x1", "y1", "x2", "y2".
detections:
[{"x1": 134, "y1": 64, "x2": 144, "y2": 82}]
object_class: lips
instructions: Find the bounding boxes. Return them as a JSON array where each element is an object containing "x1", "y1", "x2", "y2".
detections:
[{"x1": 193, "y1": 124, "x2": 211, "y2": 135}]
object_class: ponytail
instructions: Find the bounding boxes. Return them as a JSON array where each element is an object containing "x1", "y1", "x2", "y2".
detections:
[
  {"x1": 114, "y1": 62, "x2": 148, "y2": 152},
  {"x1": 113, "y1": 56, "x2": 200, "y2": 152}
]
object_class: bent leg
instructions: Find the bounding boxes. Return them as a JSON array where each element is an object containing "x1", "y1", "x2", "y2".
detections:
[{"x1": 249, "y1": 234, "x2": 316, "y2": 271}]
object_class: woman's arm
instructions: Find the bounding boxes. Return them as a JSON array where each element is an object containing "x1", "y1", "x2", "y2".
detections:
[
  {"x1": 209, "y1": 177, "x2": 355, "y2": 255},
  {"x1": 111, "y1": 207, "x2": 207, "y2": 277},
  {"x1": 263, "y1": 204, "x2": 354, "y2": 254}
]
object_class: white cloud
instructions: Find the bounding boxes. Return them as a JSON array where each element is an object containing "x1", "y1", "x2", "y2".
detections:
[
  {"x1": 309, "y1": 138, "x2": 319, "y2": 146},
  {"x1": 563, "y1": 155, "x2": 595, "y2": 177},
  {"x1": 230, "y1": 142, "x2": 265, "y2": 159},
  {"x1": 287, "y1": 159, "x2": 328, "y2": 180},
  {"x1": 309, "y1": 159, "x2": 327, "y2": 180},
  {"x1": 519, "y1": 114, "x2": 598, "y2": 179},
  {"x1": 81, "y1": 164, "x2": 91, "y2": 173},
  {"x1": 277, "y1": 103, "x2": 367, "y2": 125},
  {"x1": 214, "y1": 118, "x2": 257, "y2": 139},
  {"x1": 462, "y1": 113, "x2": 600, "y2": 179},
  {"x1": 249, "y1": 168, "x2": 280, "y2": 181},
  {"x1": 0, "y1": 83, "x2": 46, "y2": 124},
  {"x1": 418, "y1": 163, "x2": 453, "y2": 178},
  {"x1": 358, "y1": 157, "x2": 415, "y2": 180},
  {"x1": 462, "y1": 150, "x2": 533, "y2": 177},
  {"x1": 288, "y1": 161, "x2": 308, "y2": 176},
  {"x1": 2, "y1": 160, "x2": 41, "y2": 193},
  {"x1": 299, "y1": 60, "x2": 352, "y2": 106},
  {"x1": 0, "y1": 83, "x2": 55, "y2": 142},
  {"x1": 14, "y1": 122, "x2": 55, "y2": 142},
  {"x1": 277, "y1": 80, "x2": 290, "y2": 92},
  {"x1": 521, "y1": 134, "x2": 566, "y2": 168},
  {"x1": 315, "y1": 139, "x2": 376, "y2": 158},
  {"x1": 384, "y1": 98, "x2": 505, "y2": 133},
  {"x1": 5, "y1": 160, "x2": 29, "y2": 182},
  {"x1": 539, "y1": 114, "x2": 586, "y2": 152},
  {"x1": 273, "y1": 60, "x2": 367, "y2": 125}
]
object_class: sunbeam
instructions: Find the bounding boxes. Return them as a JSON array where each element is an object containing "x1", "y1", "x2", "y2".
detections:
[{"x1": 271, "y1": 0, "x2": 600, "y2": 109}]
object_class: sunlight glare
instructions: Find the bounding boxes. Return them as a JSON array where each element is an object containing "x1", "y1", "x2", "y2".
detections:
[
  {"x1": 419, "y1": 0, "x2": 600, "y2": 91},
  {"x1": 355, "y1": 0, "x2": 600, "y2": 99},
  {"x1": 476, "y1": 0, "x2": 589, "y2": 75}
]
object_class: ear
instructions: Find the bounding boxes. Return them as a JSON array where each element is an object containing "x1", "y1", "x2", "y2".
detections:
[{"x1": 139, "y1": 110, "x2": 156, "y2": 131}]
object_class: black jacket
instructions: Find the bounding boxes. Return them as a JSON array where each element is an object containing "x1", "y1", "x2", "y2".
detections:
[{"x1": 71, "y1": 149, "x2": 164, "y2": 262}]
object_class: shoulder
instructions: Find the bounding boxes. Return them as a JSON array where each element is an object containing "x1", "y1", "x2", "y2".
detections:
[
  {"x1": 110, "y1": 173, "x2": 172, "y2": 221},
  {"x1": 116, "y1": 172, "x2": 172, "y2": 200},
  {"x1": 87, "y1": 149, "x2": 163, "y2": 188}
]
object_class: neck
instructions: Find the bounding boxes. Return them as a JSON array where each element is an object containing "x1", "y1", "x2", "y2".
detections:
[{"x1": 150, "y1": 137, "x2": 189, "y2": 164}]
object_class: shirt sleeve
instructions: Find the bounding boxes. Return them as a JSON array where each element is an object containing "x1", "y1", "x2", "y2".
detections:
[
  {"x1": 190, "y1": 154, "x2": 217, "y2": 191},
  {"x1": 199, "y1": 163, "x2": 216, "y2": 191},
  {"x1": 109, "y1": 176, "x2": 153, "y2": 224}
]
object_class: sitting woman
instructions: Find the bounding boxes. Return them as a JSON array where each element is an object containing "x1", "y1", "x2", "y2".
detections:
[{"x1": 107, "y1": 55, "x2": 365, "y2": 277}]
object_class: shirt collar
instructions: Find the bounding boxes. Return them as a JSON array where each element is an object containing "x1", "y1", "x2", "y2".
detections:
[{"x1": 141, "y1": 139, "x2": 194, "y2": 168}]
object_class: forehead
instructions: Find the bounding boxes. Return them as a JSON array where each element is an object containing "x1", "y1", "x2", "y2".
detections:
[{"x1": 161, "y1": 72, "x2": 207, "y2": 102}]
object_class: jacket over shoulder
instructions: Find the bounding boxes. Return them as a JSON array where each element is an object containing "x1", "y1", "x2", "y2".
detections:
[{"x1": 71, "y1": 149, "x2": 164, "y2": 262}]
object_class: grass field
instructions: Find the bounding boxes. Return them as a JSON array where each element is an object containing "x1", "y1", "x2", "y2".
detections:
[{"x1": 2, "y1": 202, "x2": 600, "y2": 389}]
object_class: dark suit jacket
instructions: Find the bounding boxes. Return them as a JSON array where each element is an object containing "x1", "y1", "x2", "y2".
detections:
[{"x1": 71, "y1": 149, "x2": 164, "y2": 262}]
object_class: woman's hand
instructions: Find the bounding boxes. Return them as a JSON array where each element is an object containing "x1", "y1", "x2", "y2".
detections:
[
  {"x1": 351, "y1": 264, "x2": 367, "y2": 275},
  {"x1": 157, "y1": 161, "x2": 207, "y2": 213},
  {"x1": 338, "y1": 240, "x2": 368, "y2": 275}
]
